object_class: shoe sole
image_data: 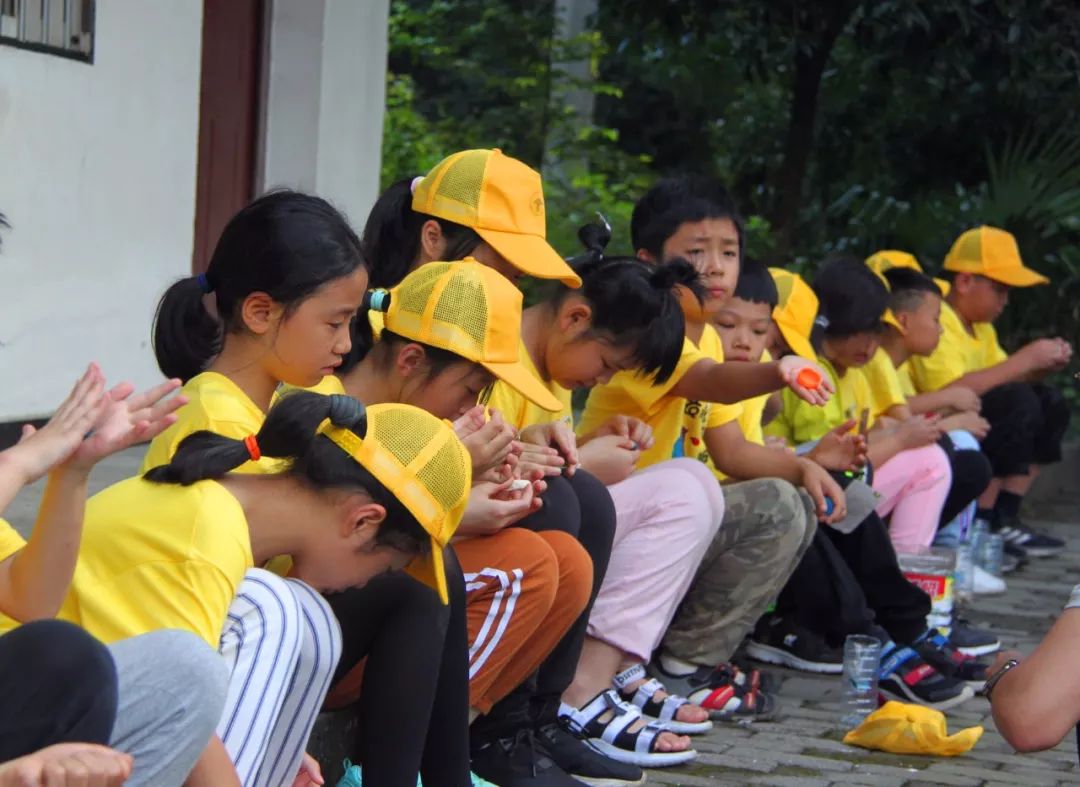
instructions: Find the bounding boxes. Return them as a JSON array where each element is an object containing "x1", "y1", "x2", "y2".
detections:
[
  {"x1": 1018, "y1": 545, "x2": 1064, "y2": 558},
  {"x1": 879, "y1": 682, "x2": 975, "y2": 711},
  {"x1": 586, "y1": 738, "x2": 697, "y2": 768},
  {"x1": 973, "y1": 585, "x2": 1007, "y2": 595},
  {"x1": 644, "y1": 717, "x2": 713, "y2": 735},
  {"x1": 956, "y1": 641, "x2": 1001, "y2": 657},
  {"x1": 571, "y1": 775, "x2": 647, "y2": 787},
  {"x1": 745, "y1": 641, "x2": 843, "y2": 675}
]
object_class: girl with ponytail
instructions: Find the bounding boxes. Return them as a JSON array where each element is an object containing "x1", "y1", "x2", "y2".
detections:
[{"x1": 52, "y1": 392, "x2": 469, "y2": 787}]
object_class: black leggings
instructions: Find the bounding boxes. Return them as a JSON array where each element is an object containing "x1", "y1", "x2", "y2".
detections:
[
  {"x1": 473, "y1": 470, "x2": 617, "y2": 740},
  {"x1": 980, "y1": 382, "x2": 1071, "y2": 478},
  {"x1": 327, "y1": 547, "x2": 470, "y2": 787},
  {"x1": 937, "y1": 436, "x2": 993, "y2": 526},
  {"x1": 777, "y1": 512, "x2": 932, "y2": 648},
  {"x1": 0, "y1": 619, "x2": 118, "y2": 761}
]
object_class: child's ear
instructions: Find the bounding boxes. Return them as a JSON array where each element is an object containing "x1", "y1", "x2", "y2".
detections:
[
  {"x1": 558, "y1": 300, "x2": 593, "y2": 334},
  {"x1": 241, "y1": 292, "x2": 282, "y2": 335},
  {"x1": 419, "y1": 220, "x2": 446, "y2": 263},
  {"x1": 395, "y1": 343, "x2": 428, "y2": 379},
  {"x1": 341, "y1": 497, "x2": 387, "y2": 546},
  {"x1": 636, "y1": 249, "x2": 656, "y2": 263}
]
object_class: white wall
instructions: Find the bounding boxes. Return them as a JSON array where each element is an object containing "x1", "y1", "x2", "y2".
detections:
[{"x1": 0, "y1": 1, "x2": 204, "y2": 421}]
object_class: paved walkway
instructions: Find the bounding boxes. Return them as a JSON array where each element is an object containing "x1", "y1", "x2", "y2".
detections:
[{"x1": 7, "y1": 446, "x2": 1079, "y2": 785}]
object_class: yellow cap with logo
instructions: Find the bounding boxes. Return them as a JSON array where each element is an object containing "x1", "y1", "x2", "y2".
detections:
[
  {"x1": 769, "y1": 268, "x2": 818, "y2": 360},
  {"x1": 944, "y1": 226, "x2": 1048, "y2": 287},
  {"x1": 370, "y1": 260, "x2": 564, "y2": 412},
  {"x1": 412, "y1": 149, "x2": 581, "y2": 287},
  {"x1": 322, "y1": 402, "x2": 472, "y2": 604},
  {"x1": 866, "y1": 250, "x2": 950, "y2": 297}
]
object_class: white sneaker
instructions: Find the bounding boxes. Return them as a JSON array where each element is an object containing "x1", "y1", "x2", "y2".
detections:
[{"x1": 973, "y1": 565, "x2": 1006, "y2": 595}]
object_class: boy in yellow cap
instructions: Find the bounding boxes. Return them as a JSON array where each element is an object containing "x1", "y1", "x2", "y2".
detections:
[{"x1": 907, "y1": 226, "x2": 1072, "y2": 559}]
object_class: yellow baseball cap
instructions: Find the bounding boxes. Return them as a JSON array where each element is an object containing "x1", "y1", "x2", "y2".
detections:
[
  {"x1": 769, "y1": 268, "x2": 818, "y2": 360},
  {"x1": 944, "y1": 226, "x2": 1049, "y2": 287},
  {"x1": 413, "y1": 149, "x2": 581, "y2": 287},
  {"x1": 867, "y1": 249, "x2": 950, "y2": 298},
  {"x1": 322, "y1": 402, "x2": 472, "y2": 604},
  {"x1": 373, "y1": 260, "x2": 564, "y2": 412}
]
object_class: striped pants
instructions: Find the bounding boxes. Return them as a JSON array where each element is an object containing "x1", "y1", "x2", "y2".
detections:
[{"x1": 217, "y1": 569, "x2": 342, "y2": 787}]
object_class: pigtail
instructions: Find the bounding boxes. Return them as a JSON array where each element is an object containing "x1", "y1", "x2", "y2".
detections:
[
  {"x1": 361, "y1": 178, "x2": 425, "y2": 289},
  {"x1": 152, "y1": 275, "x2": 221, "y2": 383}
]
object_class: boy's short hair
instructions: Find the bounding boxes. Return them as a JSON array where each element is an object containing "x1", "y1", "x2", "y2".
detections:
[
  {"x1": 732, "y1": 258, "x2": 778, "y2": 308},
  {"x1": 813, "y1": 254, "x2": 888, "y2": 338},
  {"x1": 884, "y1": 267, "x2": 942, "y2": 314},
  {"x1": 631, "y1": 175, "x2": 744, "y2": 259}
]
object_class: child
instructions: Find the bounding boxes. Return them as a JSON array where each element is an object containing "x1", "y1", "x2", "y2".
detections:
[
  {"x1": 11, "y1": 392, "x2": 470, "y2": 787},
  {"x1": 0, "y1": 363, "x2": 227, "y2": 786},
  {"x1": 762, "y1": 266, "x2": 986, "y2": 708},
  {"x1": 767, "y1": 256, "x2": 955, "y2": 552},
  {"x1": 906, "y1": 226, "x2": 1072, "y2": 559},
  {"x1": 581, "y1": 176, "x2": 843, "y2": 719}
]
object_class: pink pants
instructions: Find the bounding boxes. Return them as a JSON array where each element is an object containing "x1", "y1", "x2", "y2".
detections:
[
  {"x1": 586, "y1": 458, "x2": 724, "y2": 661},
  {"x1": 873, "y1": 443, "x2": 952, "y2": 551}
]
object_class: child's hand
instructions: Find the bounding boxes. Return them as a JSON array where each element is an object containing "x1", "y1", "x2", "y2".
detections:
[
  {"x1": 587, "y1": 415, "x2": 655, "y2": 451},
  {"x1": 458, "y1": 478, "x2": 539, "y2": 535},
  {"x1": 777, "y1": 356, "x2": 834, "y2": 406},
  {"x1": 291, "y1": 752, "x2": 325, "y2": 786},
  {"x1": 454, "y1": 407, "x2": 519, "y2": 476},
  {"x1": 944, "y1": 385, "x2": 981, "y2": 413},
  {"x1": 577, "y1": 434, "x2": 641, "y2": 486},
  {"x1": 520, "y1": 421, "x2": 579, "y2": 474},
  {"x1": 897, "y1": 414, "x2": 944, "y2": 449},
  {"x1": 797, "y1": 458, "x2": 847, "y2": 524},
  {"x1": 764, "y1": 435, "x2": 792, "y2": 453},
  {"x1": 516, "y1": 443, "x2": 564, "y2": 478},
  {"x1": 1020, "y1": 337, "x2": 1071, "y2": 373},
  {"x1": 951, "y1": 411, "x2": 991, "y2": 440},
  {"x1": 0, "y1": 743, "x2": 133, "y2": 786},
  {"x1": 62, "y1": 377, "x2": 185, "y2": 474},
  {"x1": 2, "y1": 363, "x2": 107, "y2": 485},
  {"x1": 807, "y1": 420, "x2": 868, "y2": 472}
]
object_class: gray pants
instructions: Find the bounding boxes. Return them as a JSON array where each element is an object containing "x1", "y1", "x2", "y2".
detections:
[{"x1": 109, "y1": 629, "x2": 228, "y2": 787}]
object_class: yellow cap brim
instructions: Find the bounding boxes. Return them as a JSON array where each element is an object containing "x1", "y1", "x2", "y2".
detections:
[
  {"x1": 776, "y1": 319, "x2": 816, "y2": 361},
  {"x1": 478, "y1": 228, "x2": 582, "y2": 287},
  {"x1": 404, "y1": 540, "x2": 449, "y2": 604},
  {"x1": 933, "y1": 278, "x2": 951, "y2": 297},
  {"x1": 883, "y1": 309, "x2": 904, "y2": 331},
  {"x1": 984, "y1": 266, "x2": 1049, "y2": 287},
  {"x1": 482, "y1": 360, "x2": 565, "y2": 412}
]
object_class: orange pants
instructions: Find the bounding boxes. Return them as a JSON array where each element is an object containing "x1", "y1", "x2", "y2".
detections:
[{"x1": 454, "y1": 529, "x2": 592, "y2": 714}]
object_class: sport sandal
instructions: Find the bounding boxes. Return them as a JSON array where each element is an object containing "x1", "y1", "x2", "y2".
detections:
[
  {"x1": 612, "y1": 664, "x2": 713, "y2": 734},
  {"x1": 559, "y1": 690, "x2": 697, "y2": 768}
]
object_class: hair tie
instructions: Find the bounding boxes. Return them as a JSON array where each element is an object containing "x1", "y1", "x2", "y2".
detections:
[
  {"x1": 195, "y1": 273, "x2": 213, "y2": 294},
  {"x1": 410, "y1": 176, "x2": 425, "y2": 195},
  {"x1": 365, "y1": 289, "x2": 391, "y2": 313},
  {"x1": 328, "y1": 394, "x2": 366, "y2": 432},
  {"x1": 813, "y1": 315, "x2": 831, "y2": 330},
  {"x1": 244, "y1": 434, "x2": 261, "y2": 461}
]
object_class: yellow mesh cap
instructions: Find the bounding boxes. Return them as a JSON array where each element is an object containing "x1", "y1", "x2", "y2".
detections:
[
  {"x1": 376, "y1": 260, "x2": 563, "y2": 412},
  {"x1": 412, "y1": 149, "x2": 581, "y2": 287},
  {"x1": 863, "y1": 260, "x2": 904, "y2": 331},
  {"x1": 943, "y1": 225, "x2": 1048, "y2": 287},
  {"x1": 867, "y1": 250, "x2": 950, "y2": 297},
  {"x1": 769, "y1": 268, "x2": 818, "y2": 360},
  {"x1": 322, "y1": 402, "x2": 472, "y2": 604}
]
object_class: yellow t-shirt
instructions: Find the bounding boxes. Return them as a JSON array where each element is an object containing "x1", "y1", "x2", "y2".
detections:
[
  {"x1": 861, "y1": 348, "x2": 908, "y2": 419},
  {"x1": 730, "y1": 349, "x2": 772, "y2": 449},
  {"x1": 765, "y1": 357, "x2": 874, "y2": 445},
  {"x1": 0, "y1": 521, "x2": 26, "y2": 564},
  {"x1": 0, "y1": 477, "x2": 253, "y2": 646},
  {"x1": 141, "y1": 372, "x2": 279, "y2": 475},
  {"x1": 486, "y1": 341, "x2": 572, "y2": 430},
  {"x1": 907, "y1": 301, "x2": 1008, "y2": 393},
  {"x1": 580, "y1": 325, "x2": 742, "y2": 470},
  {"x1": 274, "y1": 374, "x2": 347, "y2": 403},
  {"x1": 897, "y1": 361, "x2": 917, "y2": 398}
]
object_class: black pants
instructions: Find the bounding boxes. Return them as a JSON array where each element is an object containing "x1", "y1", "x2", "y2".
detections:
[
  {"x1": 328, "y1": 547, "x2": 470, "y2": 787},
  {"x1": 980, "y1": 382, "x2": 1070, "y2": 478},
  {"x1": 0, "y1": 619, "x2": 118, "y2": 761},
  {"x1": 938, "y1": 436, "x2": 993, "y2": 526},
  {"x1": 472, "y1": 470, "x2": 616, "y2": 741},
  {"x1": 776, "y1": 512, "x2": 931, "y2": 648}
]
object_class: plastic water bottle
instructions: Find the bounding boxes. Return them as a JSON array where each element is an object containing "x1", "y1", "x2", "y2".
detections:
[
  {"x1": 980, "y1": 532, "x2": 1005, "y2": 576},
  {"x1": 841, "y1": 634, "x2": 882, "y2": 729},
  {"x1": 954, "y1": 540, "x2": 975, "y2": 604}
]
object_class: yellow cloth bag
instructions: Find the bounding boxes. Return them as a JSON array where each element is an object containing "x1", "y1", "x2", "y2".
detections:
[{"x1": 843, "y1": 701, "x2": 983, "y2": 756}]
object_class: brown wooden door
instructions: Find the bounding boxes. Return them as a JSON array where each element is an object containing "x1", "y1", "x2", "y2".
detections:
[{"x1": 192, "y1": 0, "x2": 263, "y2": 273}]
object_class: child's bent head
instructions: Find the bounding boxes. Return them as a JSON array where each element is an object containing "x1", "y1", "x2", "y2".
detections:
[
  {"x1": 812, "y1": 255, "x2": 888, "y2": 370},
  {"x1": 631, "y1": 176, "x2": 743, "y2": 315},
  {"x1": 715, "y1": 259, "x2": 776, "y2": 363},
  {"x1": 884, "y1": 267, "x2": 944, "y2": 357},
  {"x1": 537, "y1": 222, "x2": 700, "y2": 389},
  {"x1": 153, "y1": 191, "x2": 367, "y2": 385},
  {"x1": 145, "y1": 392, "x2": 470, "y2": 601}
]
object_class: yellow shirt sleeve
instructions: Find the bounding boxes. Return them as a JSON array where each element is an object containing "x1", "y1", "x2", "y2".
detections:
[
  {"x1": 861, "y1": 348, "x2": 907, "y2": 418},
  {"x1": 694, "y1": 326, "x2": 743, "y2": 428},
  {"x1": 0, "y1": 520, "x2": 26, "y2": 563},
  {"x1": 907, "y1": 302, "x2": 1007, "y2": 393},
  {"x1": 485, "y1": 340, "x2": 572, "y2": 431},
  {"x1": 897, "y1": 361, "x2": 917, "y2": 398}
]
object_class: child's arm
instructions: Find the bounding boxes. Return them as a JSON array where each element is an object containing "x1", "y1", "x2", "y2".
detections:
[
  {"x1": 704, "y1": 421, "x2": 846, "y2": 523},
  {"x1": 865, "y1": 416, "x2": 943, "y2": 468},
  {"x1": 183, "y1": 737, "x2": 242, "y2": 787},
  {"x1": 906, "y1": 386, "x2": 980, "y2": 416},
  {"x1": 0, "y1": 370, "x2": 183, "y2": 621},
  {"x1": 671, "y1": 356, "x2": 833, "y2": 407},
  {"x1": 950, "y1": 339, "x2": 1069, "y2": 394}
]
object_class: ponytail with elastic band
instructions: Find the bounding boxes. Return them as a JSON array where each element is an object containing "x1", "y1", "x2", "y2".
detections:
[{"x1": 364, "y1": 289, "x2": 392, "y2": 314}]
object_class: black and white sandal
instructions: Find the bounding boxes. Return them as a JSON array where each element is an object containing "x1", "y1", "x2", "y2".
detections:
[
  {"x1": 559, "y1": 690, "x2": 697, "y2": 768},
  {"x1": 613, "y1": 664, "x2": 713, "y2": 734}
]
